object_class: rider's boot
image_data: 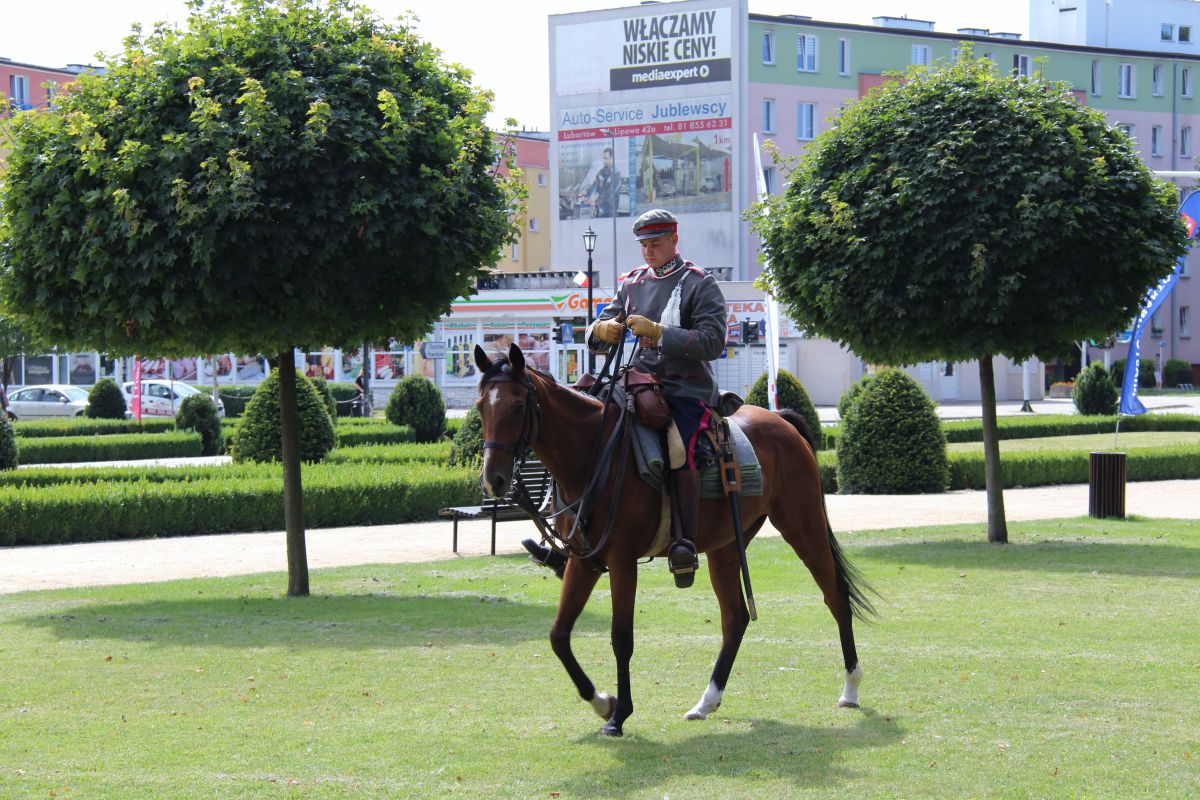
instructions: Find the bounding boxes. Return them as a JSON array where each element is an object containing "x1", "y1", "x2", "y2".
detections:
[
  {"x1": 522, "y1": 538, "x2": 567, "y2": 579},
  {"x1": 667, "y1": 469, "x2": 701, "y2": 589}
]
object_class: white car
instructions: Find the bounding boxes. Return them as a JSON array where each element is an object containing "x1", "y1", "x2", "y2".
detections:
[
  {"x1": 121, "y1": 380, "x2": 226, "y2": 418},
  {"x1": 5, "y1": 384, "x2": 91, "y2": 420}
]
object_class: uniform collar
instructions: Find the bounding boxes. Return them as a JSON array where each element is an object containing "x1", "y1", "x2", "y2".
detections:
[{"x1": 651, "y1": 254, "x2": 684, "y2": 278}]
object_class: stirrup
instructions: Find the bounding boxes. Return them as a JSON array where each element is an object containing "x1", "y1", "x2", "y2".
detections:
[
  {"x1": 521, "y1": 538, "x2": 566, "y2": 580},
  {"x1": 667, "y1": 540, "x2": 699, "y2": 589}
]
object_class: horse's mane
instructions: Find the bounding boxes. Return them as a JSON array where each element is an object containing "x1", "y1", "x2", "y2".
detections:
[{"x1": 479, "y1": 356, "x2": 604, "y2": 412}]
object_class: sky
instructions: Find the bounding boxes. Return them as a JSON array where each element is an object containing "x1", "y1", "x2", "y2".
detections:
[{"x1": 1, "y1": 0, "x2": 1029, "y2": 130}]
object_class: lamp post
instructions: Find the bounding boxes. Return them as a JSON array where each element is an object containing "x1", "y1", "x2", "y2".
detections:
[
  {"x1": 582, "y1": 226, "x2": 597, "y2": 373},
  {"x1": 599, "y1": 127, "x2": 618, "y2": 292}
]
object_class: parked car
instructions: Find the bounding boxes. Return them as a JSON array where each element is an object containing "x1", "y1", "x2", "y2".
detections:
[
  {"x1": 121, "y1": 380, "x2": 226, "y2": 418},
  {"x1": 5, "y1": 384, "x2": 91, "y2": 420}
]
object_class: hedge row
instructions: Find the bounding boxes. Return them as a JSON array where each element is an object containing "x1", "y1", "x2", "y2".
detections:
[
  {"x1": 813, "y1": 445, "x2": 1200, "y2": 494},
  {"x1": 220, "y1": 419, "x2": 414, "y2": 453},
  {"x1": 14, "y1": 432, "x2": 203, "y2": 466},
  {"x1": 821, "y1": 414, "x2": 1200, "y2": 447},
  {"x1": 218, "y1": 382, "x2": 361, "y2": 418},
  {"x1": 0, "y1": 462, "x2": 478, "y2": 546},
  {"x1": 13, "y1": 418, "x2": 177, "y2": 439},
  {"x1": 325, "y1": 441, "x2": 452, "y2": 464}
]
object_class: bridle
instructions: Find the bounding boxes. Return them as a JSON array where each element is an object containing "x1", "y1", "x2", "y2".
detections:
[{"x1": 479, "y1": 363, "x2": 540, "y2": 459}]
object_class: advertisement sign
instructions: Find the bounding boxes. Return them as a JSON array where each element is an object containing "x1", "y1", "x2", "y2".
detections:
[{"x1": 555, "y1": 7, "x2": 733, "y2": 96}]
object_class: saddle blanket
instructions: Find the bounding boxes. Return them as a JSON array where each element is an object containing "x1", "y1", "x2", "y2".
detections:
[{"x1": 631, "y1": 416, "x2": 763, "y2": 498}]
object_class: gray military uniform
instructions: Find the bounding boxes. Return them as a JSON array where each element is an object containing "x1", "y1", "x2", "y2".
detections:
[{"x1": 585, "y1": 254, "x2": 727, "y2": 406}]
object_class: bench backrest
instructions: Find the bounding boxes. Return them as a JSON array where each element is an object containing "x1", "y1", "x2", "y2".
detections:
[{"x1": 482, "y1": 458, "x2": 551, "y2": 511}]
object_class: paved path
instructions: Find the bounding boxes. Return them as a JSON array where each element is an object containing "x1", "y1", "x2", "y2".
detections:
[{"x1": 2, "y1": 479, "x2": 1197, "y2": 595}]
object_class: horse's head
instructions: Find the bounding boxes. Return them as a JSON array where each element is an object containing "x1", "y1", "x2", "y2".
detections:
[{"x1": 473, "y1": 342, "x2": 538, "y2": 498}]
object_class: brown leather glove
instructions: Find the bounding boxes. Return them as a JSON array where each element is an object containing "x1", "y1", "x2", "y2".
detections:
[
  {"x1": 627, "y1": 315, "x2": 663, "y2": 344},
  {"x1": 592, "y1": 318, "x2": 624, "y2": 344}
]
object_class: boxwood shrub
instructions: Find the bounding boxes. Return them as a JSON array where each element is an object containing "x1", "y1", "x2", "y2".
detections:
[
  {"x1": 385, "y1": 375, "x2": 446, "y2": 443},
  {"x1": 746, "y1": 369, "x2": 823, "y2": 450},
  {"x1": 232, "y1": 370, "x2": 336, "y2": 463},
  {"x1": 15, "y1": 431, "x2": 203, "y2": 465},
  {"x1": 836, "y1": 369, "x2": 947, "y2": 493},
  {"x1": 1073, "y1": 363, "x2": 1119, "y2": 416},
  {"x1": 0, "y1": 414, "x2": 17, "y2": 470},
  {"x1": 176, "y1": 394, "x2": 224, "y2": 456},
  {"x1": 85, "y1": 378, "x2": 128, "y2": 419}
]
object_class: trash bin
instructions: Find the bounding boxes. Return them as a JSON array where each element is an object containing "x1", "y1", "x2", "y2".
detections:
[{"x1": 1088, "y1": 451, "x2": 1126, "y2": 519}]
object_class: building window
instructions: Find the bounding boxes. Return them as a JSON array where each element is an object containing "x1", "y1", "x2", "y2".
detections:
[
  {"x1": 45, "y1": 82, "x2": 58, "y2": 111},
  {"x1": 1118, "y1": 123, "x2": 1134, "y2": 139},
  {"x1": 1181, "y1": 306, "x2": 1191, "y2": 337},
  {"x1": 911, "y1": 45, "x2": 929, "y2": 66},
  {"x1": 1182, "y1": 126, "x2": 1193, "y2": 157},
  {"x1": 1183, "y1": 67, "x2": 1193, "y2": 97},
  {"x1": 511, "y1": 244, "x2": 520, "y2": 261},
  {"x1": 762, "y1": 98, "x2": 775, "y2": 134},
  {"x1": 1013, "y1": 54, "x2": 1033, "y2": 78},
  {"x1": 838, "y1": 38, "x2": 850, "y2": 75},
  {"x1": 797, "y1": 34, "x2": 818, "y2": 72},
  {"x1": 8, "y1": 75, "x2": 30, "y2": 109},
  {"x1": 1118, "y1": 63, "x2": 1135, "y2": 98},
  {"x1": 536, "y1": 172, "x2": 546, "y2": 187},
  {"x1": 797, "y1": 102, "x2": 815, "y2": 140},
  {"x1": 1182, "y1": 26, "x2": 1193, "y2": 44},
  {"x1": 1091, "y1": 61, "x2": 1102, "y2": 95},
  {"x1": 1152, "y1": 125, "x2": 1164, "y2": 156},
  {"x1": 529, "y1": 218, "x2": 539, "y2": 232},
  {"x1": 762, "y1": 166, "x2": 776, "y2": 195},
  {"x1": 1163, "y1": 23, "x2": 1175, "y2": 41},
  {"x1": 762, "y1": 31, "x2": 776, "y2": 65},
  {"x1": 1153, "y1": 64, "x2": 1165, "y2": 96}
]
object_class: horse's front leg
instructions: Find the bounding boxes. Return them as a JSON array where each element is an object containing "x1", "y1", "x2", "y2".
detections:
[
  {"x1": 549, "y1": 558, "x2": 613, "y2": 721},
  {"x1": 686, "y1": 542, "x2": 750, "y2": 720},
  {"x1": 600, "y1": 562, "x2": 638, "y2": 736}
]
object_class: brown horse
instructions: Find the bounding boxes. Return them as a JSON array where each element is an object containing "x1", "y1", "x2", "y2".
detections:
[{"x1": 473, "y1": 343, "x2": 873, "y2": 737}]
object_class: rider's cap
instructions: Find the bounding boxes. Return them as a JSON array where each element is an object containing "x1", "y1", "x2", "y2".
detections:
[{"x1": 633, "y1": 208, "x2": 678, "y2": 241}]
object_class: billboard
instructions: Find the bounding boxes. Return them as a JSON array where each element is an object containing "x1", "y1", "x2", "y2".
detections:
[{"x1": 551, "y1": 0, "x2": 746, "y2": 285}]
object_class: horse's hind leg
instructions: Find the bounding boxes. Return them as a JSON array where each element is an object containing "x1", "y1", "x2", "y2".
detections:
[
  {"x1": 685, "y1": 540, "x2": 752, "y2": 720},
  {"x1": 549, "y1": 559, "x2": 614, "y2": 721},
  {"x1": 772, "y1": 503, "x2": 864, "y2": 708}
]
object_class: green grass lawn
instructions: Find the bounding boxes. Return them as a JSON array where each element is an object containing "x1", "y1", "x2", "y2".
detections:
[
  {"x1": 948, "y1": 430, "x2": 1200, "y2": 453},
  {"x1": 1, "y1": 518, "x2": 1198, "y2": 799}
]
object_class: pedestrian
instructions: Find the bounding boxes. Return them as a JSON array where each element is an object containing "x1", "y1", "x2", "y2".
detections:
[
  {"x1": 354, "y1": 368, "x2": 369, "y2": 417},
  {"x1": 523, "y1": 209, "x2": 728, "y2": 588},
  {"x1": 1155, "y1": 351, "x2": 1164, "y2": 390}
]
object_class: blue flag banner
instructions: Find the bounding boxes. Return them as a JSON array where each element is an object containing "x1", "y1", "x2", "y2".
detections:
[{"x1": 1118, "y1": 190, "x2": 1200, "y2": 415}]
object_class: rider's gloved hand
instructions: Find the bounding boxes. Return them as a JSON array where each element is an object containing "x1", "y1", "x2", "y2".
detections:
[
  {"x1": 627, "y1": 315, "x2": 663, "y2": 345},
  {"x1": 592, "y1": 318, "x2": 624, "y2": 344}
]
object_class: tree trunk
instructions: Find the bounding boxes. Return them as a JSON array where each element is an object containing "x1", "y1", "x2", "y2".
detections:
[
  {"x1": 278, "y1": 352, "x2": 310, "y2": 596},
  {"x1": 978, "y1": 355, "x2": 1009, "y2": 544}
]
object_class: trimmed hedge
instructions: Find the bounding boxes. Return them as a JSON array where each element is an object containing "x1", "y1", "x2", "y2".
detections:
[
  {"x1": 0, "y1": 462, "x2": 478, "y2": 546},
  {"x1": 13, "y1": 418, "x2": 177, "y2": 438},
  {"x1": 325, "y1": 441, "x2": 453, "y2": 465},
  {"x1": 746, "y1": 369, "x2": 823, "y2": 450},
  {"x1": 0, "y1": 415, "x2": 17, "y2": 470},
  {"x1": 385, "y1": 375, "x2": 446, "y2": 442},
  {"x1": 814, "y1": 445, "x2": 1200, "y2": 494},
  {"x1": 86, "y1": 378, "x2": 128, "y2": 419},
  {"x1": 1073, "y1": 363, "x2": 1118, "y2": 415},
  {"x1": 335, "y1": 424, "x2": 414, "y2": 448},
  {"x1": 940, "y1": 414, "x2": 1200, "y2": 443},
  {"x1": 231, "y1": 369, "x2": 336, "y2": 464},
  {"x1": 14, "y1": 432, "x2": 203, "y2": 465},
  {"x1": 177, "y1": 394, "x2": 224, "y2": 456}
]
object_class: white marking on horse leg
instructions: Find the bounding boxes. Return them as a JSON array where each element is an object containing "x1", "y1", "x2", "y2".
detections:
[
  {"x1": 684, "y1": 681, "x2": 723, "y2": 720},
  {"x1": 589, "y1": 691, "x2": 615, "y2": 719},
  {"x1": 838, "y1": 664, "x2": 863, "y2": 708}
]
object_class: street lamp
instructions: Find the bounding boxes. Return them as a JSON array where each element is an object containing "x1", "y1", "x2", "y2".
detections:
[
  {"x1": 599, "y1": 127, "x2": 618, "y2": 292},
  {"x1": 582, "y1": 226, "x2": 597, "y2": 373}
]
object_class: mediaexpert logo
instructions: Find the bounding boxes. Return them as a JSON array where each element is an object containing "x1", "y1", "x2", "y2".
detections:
[{"x1": 609, "y1": 58, "x2": 730, "y2": 91}]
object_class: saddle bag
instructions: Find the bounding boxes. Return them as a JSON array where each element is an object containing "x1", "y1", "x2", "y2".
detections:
[{"x1": 623, "y1": 370, "x2": 671, "y2": 429}]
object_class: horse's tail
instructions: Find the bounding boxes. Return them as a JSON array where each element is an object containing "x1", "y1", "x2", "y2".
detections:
[{"x1": 777, "y1": 408, "x2": 879, "y2": 622}]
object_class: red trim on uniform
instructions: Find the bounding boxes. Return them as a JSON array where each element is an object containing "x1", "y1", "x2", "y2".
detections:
[
  {"x1": 687, "y1": 406, "x2": 714, "y2": 470},
  {"x1": 636, "y1": 221, "x2": 677, "y2": 236}
]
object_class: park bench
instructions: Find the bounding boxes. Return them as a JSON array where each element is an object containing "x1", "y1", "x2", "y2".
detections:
[{"x1": 440, "y1": 458, "x2": 553, "y2": 554}]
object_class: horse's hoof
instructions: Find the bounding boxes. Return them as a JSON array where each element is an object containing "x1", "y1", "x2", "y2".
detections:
[
  {"x1": 590, "y1": 692, "x2": 616, "y2": 720},
  {"x1": 837, "y1": 700, "x2": 860, "y2": 709},
  {"x1": 599, "y1": 720, "x2": 624, "y2": 737},
  {"x1": 684, "y1": 710, "x2": 707, "y2": 721}
]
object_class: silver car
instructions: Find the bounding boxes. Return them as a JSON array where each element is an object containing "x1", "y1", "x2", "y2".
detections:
[{"x1": 5, "y1": 384, "x2": 90, "y2": 420}]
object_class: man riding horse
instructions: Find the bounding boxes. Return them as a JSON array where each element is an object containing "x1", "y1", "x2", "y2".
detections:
[{"x1": 523, "y1": 208, "x2": 728, "y2": 587}]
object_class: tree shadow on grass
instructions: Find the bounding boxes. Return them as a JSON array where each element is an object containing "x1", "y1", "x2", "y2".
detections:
[
  {"x1": 863, "y1": 537, "x2": 1200, "y2": 579},
  {"x1": 15, "y1": 590, "x2": 596, "y2": 650},
  {"x1": 555, "y1": 712, "x2": 904, "y2": 797}
]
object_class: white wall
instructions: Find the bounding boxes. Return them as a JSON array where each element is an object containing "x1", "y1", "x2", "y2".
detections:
[{"x1": 1031, "y1": 0, "x2": 1200, "y2": 53}]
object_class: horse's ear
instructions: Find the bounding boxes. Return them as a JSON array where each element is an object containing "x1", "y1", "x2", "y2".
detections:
[
  {"x1": 508, "y1": 342, "x2": 526, "y2": 373},
  {"x1": 473, "y1": 344, "x2": 492, "y2": 375}
]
